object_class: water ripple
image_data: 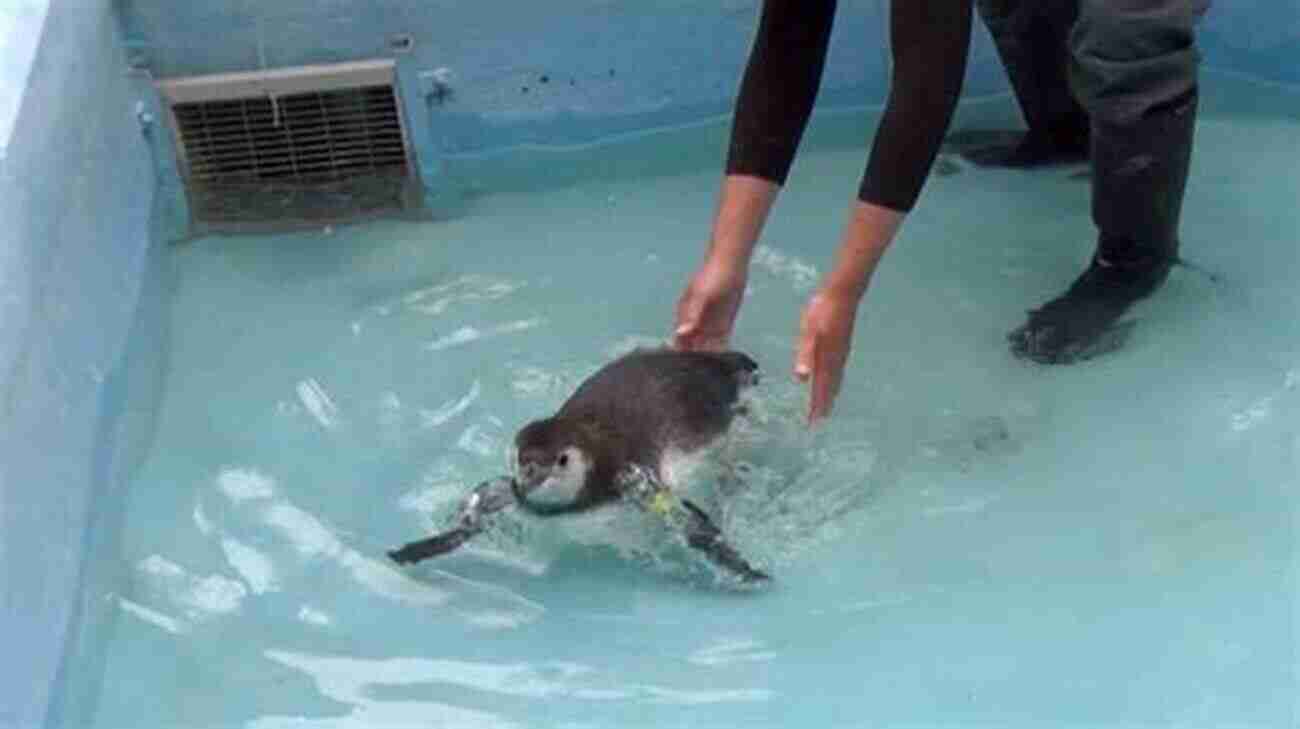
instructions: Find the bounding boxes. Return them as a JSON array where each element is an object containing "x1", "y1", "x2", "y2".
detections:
[
  {"x1": 425, "y1": 318, "x2": 545, "y2": 351},
  {"x1": 250, "y1": 649, "x2": 771, "y2": 729}
]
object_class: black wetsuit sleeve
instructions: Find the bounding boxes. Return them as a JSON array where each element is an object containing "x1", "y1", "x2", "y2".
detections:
[
  {"x1": 725, "y1": 0, "x2": 838, "y2": 186},
  {"x1": 859, "y1": 0, "x2": 973, "y2": 211},
  {"x1": 725, "y1": 0, "x2": 973, "y2": 213}
]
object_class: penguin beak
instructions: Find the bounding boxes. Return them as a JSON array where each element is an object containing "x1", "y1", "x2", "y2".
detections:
[{"x1": 518, "y1": 461, "x2": 548, "y2": 490}]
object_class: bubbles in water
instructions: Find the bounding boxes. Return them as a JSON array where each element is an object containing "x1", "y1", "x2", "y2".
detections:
[{"x1": 751, "y1": 245, "x2": 819, "y2": 292}]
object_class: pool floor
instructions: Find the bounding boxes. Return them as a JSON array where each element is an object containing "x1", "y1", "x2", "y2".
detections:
[{"x1": 75, "y1": 72, "x2": 1296, "y2": 728}]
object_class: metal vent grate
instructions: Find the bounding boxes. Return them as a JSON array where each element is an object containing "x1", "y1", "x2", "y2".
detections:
[
  {"x1": 158, "y1": 60, "x2": 421, "y2": 232},
  {"x1": 172, "y1": 85, "x2": 408, "y2": 185}
]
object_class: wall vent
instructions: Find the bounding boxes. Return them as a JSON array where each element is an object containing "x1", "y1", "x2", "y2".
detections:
[{"x1": 158, "y1": 60, "x2": 422, "y2": 233}]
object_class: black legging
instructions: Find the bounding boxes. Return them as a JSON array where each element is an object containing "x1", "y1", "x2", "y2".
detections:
[{"x1": 724, "y1": 0, "x2": 973, "y2": 213}]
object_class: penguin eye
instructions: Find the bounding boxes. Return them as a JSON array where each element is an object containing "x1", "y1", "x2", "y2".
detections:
[{"x1": 558, "y1": 453, "x2": 569, "y2": 468}]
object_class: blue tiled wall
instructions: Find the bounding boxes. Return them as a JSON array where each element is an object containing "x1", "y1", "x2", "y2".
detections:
[
  {"x1": 115, "y1": 1, "x2": 1016, "y2": 151},
  {"x1": 0, "y1": 1, "x2": 157, "y2": 728},
  {"x1": 113, "y1": 0, "x2": 1011, "y2": 222},
  {"x1": 114, "y1": 0, "x2": 1300, "y2": 150},
  {"x1": 113, "y1": 0, "x2": 1300, "y2": 219},
  {"x1": 1200, "y1": 0, "x2": 1300, "y2": 84}
]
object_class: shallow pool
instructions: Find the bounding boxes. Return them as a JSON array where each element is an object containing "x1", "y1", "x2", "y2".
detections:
[{"x1": 75, "y1": 72, "x2": 1295, "y2": 728}]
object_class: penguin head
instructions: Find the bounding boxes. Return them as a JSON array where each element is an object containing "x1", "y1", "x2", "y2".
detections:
[{"x1": 513, "y1": 417, "x2": 595, "y2": 509}]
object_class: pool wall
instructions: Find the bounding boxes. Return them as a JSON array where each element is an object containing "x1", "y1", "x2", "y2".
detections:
[
  {"x1": 117, "y1": 1, "x2": 952, "y2": 152},
  {"x1": 114, "y1": 0, "x2": 1011, "y2": 224},
  {"x1": 1, "y1": 2, "x2": 1298, "y2": 728},
  {"x1": 0, "y1": 1, "x2": 160, "y2": 728}
]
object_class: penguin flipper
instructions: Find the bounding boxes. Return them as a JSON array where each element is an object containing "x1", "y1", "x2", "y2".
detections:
[
  {"x1": 387, "y1": 476, "x2": 517, "y2": 566},
  {"x1": 388, "y1": 529, "x2": 475, "y2": 564},
  {"x1": 617, "y1": 465, "x2": 770, "y2": 583},
  {"x1": 679, "y1": 499, "x2": 771, "y2": 584}
]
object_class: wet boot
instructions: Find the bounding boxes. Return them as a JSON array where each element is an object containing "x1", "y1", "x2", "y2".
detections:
[
  {"x1": 1008, "y1": 90, "x2": 1198, "y2": 364},
  {"x1": 954, "y1": 2, "x2": 1091, "y2": 168}
]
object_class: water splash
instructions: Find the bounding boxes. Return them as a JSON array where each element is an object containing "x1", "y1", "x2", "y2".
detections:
[{"x1": 752, "y1": 246, "x2": 818, "y2": 292}]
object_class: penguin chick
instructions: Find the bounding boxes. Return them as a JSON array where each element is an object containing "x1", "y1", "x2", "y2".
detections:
[
  {"x1": 389, "y1": 347, "x2": 767, "y2": 582},
  {"x1": 511, "y1": 348, "x2": 758, "y2": 516}
]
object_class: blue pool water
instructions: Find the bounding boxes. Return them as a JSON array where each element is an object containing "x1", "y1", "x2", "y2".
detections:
[{"x1": 75, "y1": 72, "x2": 1295, "y2": 728}]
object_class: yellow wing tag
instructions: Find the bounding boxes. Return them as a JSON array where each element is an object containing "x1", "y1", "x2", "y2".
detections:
[{"x1": 648, "y1": 490, "x2": 675, "y2": 517}]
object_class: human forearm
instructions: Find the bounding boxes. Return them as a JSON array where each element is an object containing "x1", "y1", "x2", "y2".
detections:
[
  {"x1": 822, "y1": 201, "x2": 904, "y2": 300},
  {"x1": 673, "y1": 175, "x2": 779, "y2": 351},
  {"x1": 792, "y1": 200, "x2": 902, "y2": 419},
  {"x1": 703, "y1": 175, "x2": 780, "y2": 266}
]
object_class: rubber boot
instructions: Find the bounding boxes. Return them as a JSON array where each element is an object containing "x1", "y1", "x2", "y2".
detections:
[
  {"x1": 955, "y1": 2, "x2": 1090, "y2": 168},
  {"x1": 1008, "y1": 89, "x2": 1198, "y2": 364}
]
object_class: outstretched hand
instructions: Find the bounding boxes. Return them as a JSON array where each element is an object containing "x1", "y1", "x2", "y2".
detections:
[
  {"x1": 794, "y1": 286, "x2": 861, "y2": 423},
  {"x1": 672, "y1": 256, "x2": 748, "y2": 352}
]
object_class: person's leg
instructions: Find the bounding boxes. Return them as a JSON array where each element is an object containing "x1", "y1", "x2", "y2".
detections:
[
  {"x1": 956, "y1": 0, "x2": 1089, "y2": 168},
  {"x1": 1009, "y1": 0, "x2": 1209, "y2": 364}
]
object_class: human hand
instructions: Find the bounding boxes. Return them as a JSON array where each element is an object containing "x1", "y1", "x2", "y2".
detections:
[
  {"x1": 672, "y1": 255, "x2": 748, "y2": 352},
  {"x1": 794, "y1": 285, "x2": 862, "y2": 423}
]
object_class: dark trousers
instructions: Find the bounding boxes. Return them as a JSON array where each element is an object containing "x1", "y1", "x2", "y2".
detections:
[
  {"x1": 976, "y1": 0, "x2": 1211, "y2": 256},
  {"x1": 976, "y1": 0, "x2": 1209, "y2": 126}
]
